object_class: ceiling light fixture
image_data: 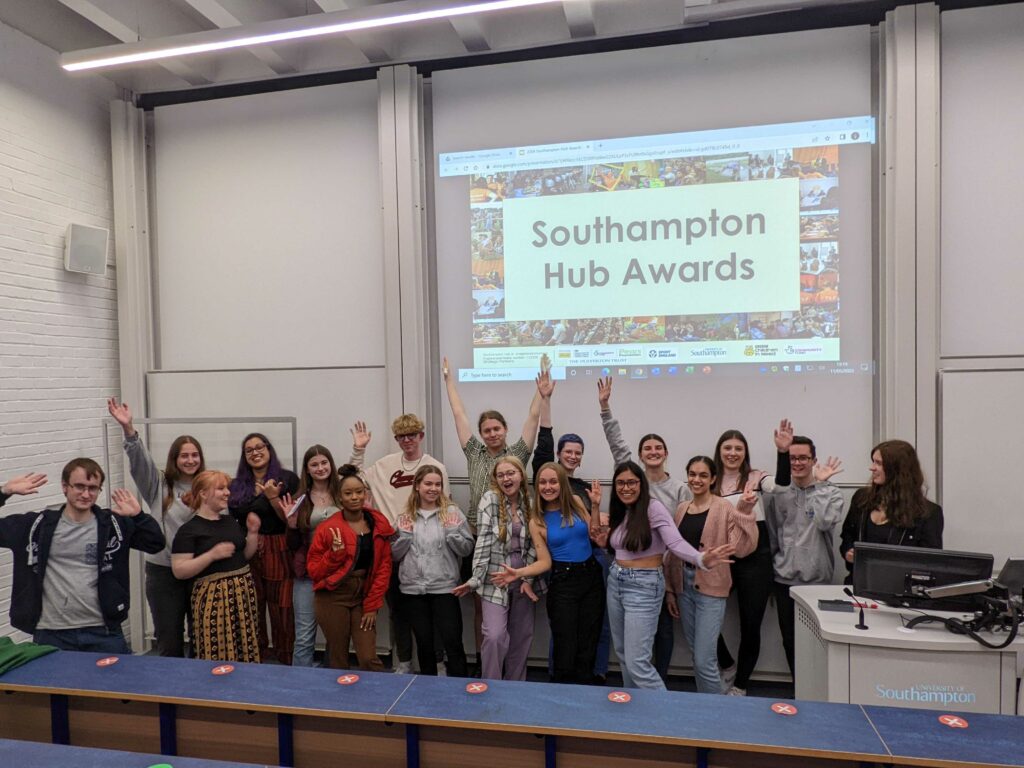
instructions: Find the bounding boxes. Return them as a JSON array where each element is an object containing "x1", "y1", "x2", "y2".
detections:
[{"x1": 61, "y1": 0, "x2": 565, "y2": 72}]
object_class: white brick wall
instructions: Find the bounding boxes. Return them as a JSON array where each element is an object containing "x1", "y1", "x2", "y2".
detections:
[{"x1": 0, "y1": 20, "x2": 123, "y2": 640}]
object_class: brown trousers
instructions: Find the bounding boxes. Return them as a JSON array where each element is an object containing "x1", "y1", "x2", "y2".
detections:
[{"x1": 314, "y1": 571, "x2": 384, "y2": 671}]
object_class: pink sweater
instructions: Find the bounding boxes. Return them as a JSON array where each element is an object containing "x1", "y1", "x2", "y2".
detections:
[{"x1": 665, "y1": 496, "x2": 758, "y2": 598}]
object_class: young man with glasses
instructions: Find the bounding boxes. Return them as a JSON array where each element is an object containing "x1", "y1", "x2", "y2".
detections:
[
  {"x1": 0, "y1": 459, "x2": 165, "y2": 652},
  {"x1": 764, "y1": 436, "x2": 844, "y2": 676},
  {"x1": 349, "y1": 414, "x2": 449, "y2": 674}
]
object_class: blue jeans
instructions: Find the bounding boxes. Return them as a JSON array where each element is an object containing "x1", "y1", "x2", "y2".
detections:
[
  {"x1": 606, "y1": 564, "x2": 666, "y2": 690},
  {"x1": 677, "y1": 567, "x2": 727, "y2": 694},
  {"x1": 34, "y1": 626, "x2": 129, "y2": 654},
  {"x1": 292, "y1": 577, "x2": 318, "y2": 667}
]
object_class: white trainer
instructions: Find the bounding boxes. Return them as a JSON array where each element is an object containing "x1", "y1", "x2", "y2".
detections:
[
  {"x1": 721, "y1": 663, "x2": 737, "y2": 689},
  {"x1": 726, "y1": 686, "x2": 747, "y2": 696},
  {"x1": 393, "y1": 660, "x2": 412, "y2": 674},
  {"x1": 437, "y1": 661, "x2": 447, "y2": 677}
]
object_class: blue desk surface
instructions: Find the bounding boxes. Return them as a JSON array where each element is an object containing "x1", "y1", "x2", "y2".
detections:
[
  {"x1": 862, "y1": 705, "x2": 1024, "y2": 768},
  {"x1": 0, "y1": 651, "x2": 409, "y2": 721},
  {"x1": 385, "y1": 675, "x2": 892, "y2": 762},
  {"x1": 0, "y1": 738, "x2": 277, "y2": 768}
]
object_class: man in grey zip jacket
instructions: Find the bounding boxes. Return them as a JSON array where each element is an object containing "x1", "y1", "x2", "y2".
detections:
[{"x1": 764, "y1": 435, "x2": 844, "y2": 677}]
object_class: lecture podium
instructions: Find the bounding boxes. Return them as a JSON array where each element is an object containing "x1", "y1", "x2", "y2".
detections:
[{"x1": 793, "y1": 584, "x2": 1023, "y2": 714}]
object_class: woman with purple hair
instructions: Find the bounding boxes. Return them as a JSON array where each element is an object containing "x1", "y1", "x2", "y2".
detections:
[{"x1": 229, "y1": 433, "x2": 299, "y2": 664}]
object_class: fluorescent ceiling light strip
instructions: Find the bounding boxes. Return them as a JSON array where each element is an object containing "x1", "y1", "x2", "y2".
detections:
[{"x1": 64, "y1": 0, "x2": 562, "y2": 72}]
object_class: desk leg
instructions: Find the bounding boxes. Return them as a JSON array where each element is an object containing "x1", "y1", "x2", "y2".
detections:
[
  {"x1": 406, "y1": 724, "x2": 420, "y2": 768},
  {"x1": 544, "y1": 734, "x2": 556, "y2": 768},
  {"x1": 49, "y1": 694, "x2": 69, "y2": 745},
  {"x1": 696, "y1": 746, "x2": 709, "y2": 768},
  {"x1": 278, "y1": 712, "x2": 294, "y2": 767},
  {"x1": 158, "y1": 702, "x2": 177, "y2": 755}
]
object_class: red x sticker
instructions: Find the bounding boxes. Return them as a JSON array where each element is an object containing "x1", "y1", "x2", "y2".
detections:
[
  {"x1": 466, "y1": 682, "x2": 488, "y2": 694},
  {"x1": 95, "y1": 657, "x2": 119, "y2": 667},
  {"x1": 939, "y1": 715, "x2": 969, "y2": 729},
  {"x1": 211, "y1": 665, "x2": 235, "y2": 676},
  {"x1": 771, "y1": 703, "x2": 798, "y2": 716},
  {"x1": 337, "y1": 674, "x2": 360, "y2": 685},
  {"x1": 608, "y1": 691, "x2": 632, "y2": 704}
]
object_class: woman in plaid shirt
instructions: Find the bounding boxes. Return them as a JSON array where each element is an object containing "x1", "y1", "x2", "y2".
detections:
[{"x1": 454, "y1": 457, "x2": 540, "y2": 681}]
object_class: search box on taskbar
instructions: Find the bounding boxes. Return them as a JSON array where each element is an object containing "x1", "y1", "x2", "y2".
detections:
[{"x1": 459, "y1": 367, "x2": 568, "y2": 382}]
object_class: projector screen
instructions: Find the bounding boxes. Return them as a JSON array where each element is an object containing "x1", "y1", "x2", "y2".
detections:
[
  {"x1": 432, "y1": 27, "x2": 876, "y2": 479},
  {"x1": 439, "y1": 117, "x2": 874, "y2": 381}
]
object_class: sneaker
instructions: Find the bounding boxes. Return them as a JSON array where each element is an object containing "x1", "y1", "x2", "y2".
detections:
[
  {"x1": 726, "y1": 686, "x2": 747, "y2": 696},
  {"x1": 721, "y1": 663, "x2": 737, "y2": 689},
  {"x1": 393, "y1": 660, "x2": 412, "y2": 674},
  {"x1": 436, "y1": 661, "x2": 447, "y2": 677}
]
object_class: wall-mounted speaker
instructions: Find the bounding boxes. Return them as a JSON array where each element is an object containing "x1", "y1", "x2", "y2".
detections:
[{"x1": 64, "y1": 223, "x2": 109, "y2": 275}]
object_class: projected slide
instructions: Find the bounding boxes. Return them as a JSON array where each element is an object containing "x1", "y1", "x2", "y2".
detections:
[{"x1": 440, "y1": 117, "x2": 874, "y2": 381}]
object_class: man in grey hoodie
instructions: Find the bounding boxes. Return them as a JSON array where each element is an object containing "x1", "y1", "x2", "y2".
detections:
[{"x1": 764, "y1": 436, "x2": 844, "y2": 676}]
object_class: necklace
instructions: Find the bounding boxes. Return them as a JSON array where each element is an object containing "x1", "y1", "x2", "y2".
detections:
[{"x1": 400, "y1": 454, "x2": 423, "y2": 473}]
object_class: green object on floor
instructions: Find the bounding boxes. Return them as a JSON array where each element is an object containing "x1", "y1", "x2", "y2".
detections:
[{"x1": 0, "y1": 636, "x2": 57, "y2": 675}]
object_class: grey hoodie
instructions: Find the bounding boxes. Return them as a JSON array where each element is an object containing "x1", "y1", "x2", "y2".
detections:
[
  {"x1": 764, "y1": 481, "x2": 844, "y2": 585},
  {"x1": 123, "y1": 433, "x2": 195, "y2": 568},
  {"x1": 600, "y1": 409, "x2": 692, "y2": 510},
  {"x1": 391, "y1": 505, "x2": 474, "y2": 594}
]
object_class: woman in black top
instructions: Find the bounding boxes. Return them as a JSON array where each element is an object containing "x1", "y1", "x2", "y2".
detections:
[
  {"x1": 840, "y1": 439, "x2": 944, "y2": 582},
  {"x1": 173, "y1": 470, "x2": 261, "y2": 662},
  {"x1": 229, "y1": 433, "x2": 299, "y2": 664}
]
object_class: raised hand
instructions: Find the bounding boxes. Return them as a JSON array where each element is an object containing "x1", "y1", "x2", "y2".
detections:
[
  {"x1": 535, "y1": 368, "x2": 555, "y2": 399},
  {"x1": 441, "y1": 509, "x2": 461, "y2": 529},
  {"x1": 246, "y1": 512, "x2": 261, "y2": 535},
  {"x1": 111, "y1": 488, "x2": 141, "y2": 517},
  {"x1": 814, "y1": 456, "x2": 844, "y2": 483},
  {"x1": 773, "y1": 418, "x2": 794, "y2": 452},
  {"x1": 330, "y1": 527, "x2": 346, "y2": 553},
  {"x1": 106, "y1": 397, "x2": 136, "y2": 436},
  {"x1": 350, "y1": 421, "x2": 372, "y2": 451},
  {"x1": 259, "y1": 479, "x2": 282, "y2": 500},
  {"x1": 702, "y1": 542, "x2": 736, "y2": 569},
  {"x1": 279, "y1": 493, "x2": 297, "y2": 521},
  {"x1": 2, "y1": 473, "x2": 47, "y2": 496},
  {"x1": 597, "y1": 376, "x2": 613, "y2": 411},
  {"x1": 398, "y1": 516, "x2": 414, "y2": 533},
  {"x1": 539, "y1": 353, "x2": 551, "y2": 374},
  {"x1": 586, "y1": 479, "x2": 603, "y2": 509},
  {"x1": 452, "y1": 581, "x2": 473, "y2": 597},
  {"x1": 210, "y1": 541, "x2": 236, "y2": 561},
  {"x1": 489, "y1": 563, "x2": 519, "y2": 588},
  {"x1": 442, "y1": 356, "x2": 451, "y2": 381},
  {"x1": 521, "y1": 581, "x2": 539, "y2": 603}
]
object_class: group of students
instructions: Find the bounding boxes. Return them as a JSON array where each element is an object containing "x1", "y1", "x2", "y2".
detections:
[{"x1": 0, "y1": 371, "x2": 945, "y2": 695}]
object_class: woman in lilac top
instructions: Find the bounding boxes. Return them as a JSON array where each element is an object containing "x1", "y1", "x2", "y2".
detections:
[{"x1": 592, "y1": 461, "x2": 735, "y2": 690}]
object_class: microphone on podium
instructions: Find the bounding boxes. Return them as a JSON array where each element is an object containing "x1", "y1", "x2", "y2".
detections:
[{"x1": 843, "y1": 587, "x2": 869, "y2": 631}]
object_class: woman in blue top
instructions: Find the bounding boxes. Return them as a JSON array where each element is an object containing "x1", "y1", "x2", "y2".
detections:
[{"x1": 495, "y1": 461, "x2": 600, "y2": 684}]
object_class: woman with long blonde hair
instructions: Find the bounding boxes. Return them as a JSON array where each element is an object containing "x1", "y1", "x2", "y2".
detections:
[
  {"x1": 454, "y1": 457, "x2": 540, "y2": 680},
  {"x1": 172, "y1": 471, "x2": 261, "y2": 662},
  {"x1": 392, "y1": 465, "x2": 474, "y2": 676}
]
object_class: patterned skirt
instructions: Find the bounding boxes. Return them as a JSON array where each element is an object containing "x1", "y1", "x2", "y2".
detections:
[{"x1": 191, "y1": 566, "x2": 261, "y2": 663}]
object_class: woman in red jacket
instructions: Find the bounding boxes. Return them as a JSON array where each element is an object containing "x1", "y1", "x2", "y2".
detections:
[{"x1": 306, "y1": 464, "x2": 394, "y2": 670}]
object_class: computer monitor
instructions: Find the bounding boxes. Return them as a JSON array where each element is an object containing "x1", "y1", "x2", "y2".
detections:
[{"x1": 852, "y1": 543, "x2": 994, "y2": 611}]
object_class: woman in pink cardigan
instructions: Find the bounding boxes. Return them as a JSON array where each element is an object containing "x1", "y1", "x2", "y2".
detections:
[{"x1": 666, "y1": 456, "x2": 758, "y2": 694}]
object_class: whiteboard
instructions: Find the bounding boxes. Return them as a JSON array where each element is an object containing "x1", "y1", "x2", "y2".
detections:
[
  {"x1": 146, "y1": 368, "x2": 391, "y2": 473},
  {"x1": 940, "y1": 369, "x2": 1024, "y2": 567}
]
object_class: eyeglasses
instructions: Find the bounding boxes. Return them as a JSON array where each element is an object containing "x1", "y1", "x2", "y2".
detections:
[
  {"x1": 614, "y1": 479, "x2": 641, "y2": 489},
  {"x1": 68, "y1": 483, "x2": 102, "y2": 494},
  {"x1": 394, "y1": 433, "x2": 422, "y2": 442},
  {"x1": 789, "y1": 456, "x2": 814, "y2": 464},
  {"x1": 243, "y1": 444, "x2": 267, "y2": 456},
  {"x1": 495, "y1": 471, "x2": 519, "y2": 480}
]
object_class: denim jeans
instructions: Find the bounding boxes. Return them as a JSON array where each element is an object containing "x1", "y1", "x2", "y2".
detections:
[
  {"x1": 292, "y1": 577, "x2": 317, "y2": 667},
  {"x1": 678, "y1": 566, "x2": 727, "y2": 694},
  {"x1": 606, "y1": 563, "x2": 666, "y2": 690},
  {"x1": 34, "y1": 625, "x2": 130, "y2": 654}
]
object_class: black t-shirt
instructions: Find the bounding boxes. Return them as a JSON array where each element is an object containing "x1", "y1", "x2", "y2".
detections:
[
  {"x1": 230, "y1": 470, "x2": 300, "y2": 536},
  {"x1": 172, "y1": 515, "x2": 249, "y2": 578},
  {"x1": 678, "y1": 510, "x2": 709, "y2": 551}
]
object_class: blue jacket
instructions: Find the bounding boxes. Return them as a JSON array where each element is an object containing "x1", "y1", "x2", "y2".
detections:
[{"x1": 0, "y1": 497, "x2": 165, "y2": 634}]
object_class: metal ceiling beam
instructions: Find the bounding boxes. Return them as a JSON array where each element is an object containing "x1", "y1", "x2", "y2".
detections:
[
  {"x1": 57, "y1": 0, "x2": 211, "y2": 84},
  {"x1": 180, "y1": 0, "x2": 297, "y2": 75},
  {"x1": 562, "y1": 0, "x2": 595, "y2": 38},
  {"x1": 310, "y1": 0, "x2": 393, "y2": 63},
  {"x1": 449, "y1": 15, "x2": 491, "y2": 51}
]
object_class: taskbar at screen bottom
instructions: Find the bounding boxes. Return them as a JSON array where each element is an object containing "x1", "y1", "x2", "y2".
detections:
[{"x1": 458, "y1": 360, "x2": 874, "y2": 381}]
